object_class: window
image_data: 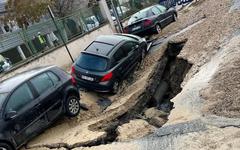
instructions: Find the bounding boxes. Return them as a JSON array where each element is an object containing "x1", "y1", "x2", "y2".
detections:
[
  {"x1": 0, "y1": 93, "x2": 8, "y2": 108},
  {"x1": 76, "y1": 53, "x2": 108, "y2": 71},
  {"x1": 156, "y1": 5, "x2": 167, "y2": 13},
  {"x1": 86, "y1": 42, "x2": 114, "y2": 54},
  {"x1": 114, "y1": 48, "x2": 126, "y2": 62},
  {"x1": 31, "y1": 73, "x2": 53, "y2": 95},
  {"x1": 152, "y1": 7, "x2": 161, "y2": 15},
  {"x1": 47, "y1": 72, "x2": 60, "y2": 84},
  {"x1": 128, "y1": 9, "x2": 149, "y2": 25},
  {"x1": 121, "y1": 42, "x2": 137, "y2": 55},
  {"x1": 5, "y1": 83, "x2": 34, "y2": 112}
]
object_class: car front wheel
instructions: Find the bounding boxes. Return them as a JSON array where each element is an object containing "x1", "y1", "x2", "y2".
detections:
[
  {"x1": 173, "y1": 14, "x2": 177, "y2": 21},
  {"x1": 65, "y1": 95, "x2": 80, "y2": 117},
  {"x1": 155, "y1": 24, "x2": 162, "y2": 34},
  {"x1": 0, "y1": 143, "x2": 13, "y2": 150}
]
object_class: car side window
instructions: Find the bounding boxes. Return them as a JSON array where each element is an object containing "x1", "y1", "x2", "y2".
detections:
[
  {"x1": 113, "y1": 48, "x2": 127, "y2": 62},
  {"x1": 47, "y1": 72, "x2": 60, "y2": 85},
  {"x1": 121, "y1": 42, "x2": 137, "y2": 55},
  {"x1": 5, "y1": 83, "x2": 34, "y2": 112},
  {"x1": 156, "y1": 5, "x2": 167, "y2": 13},
  {"x1": 31, "y1": 73, "x2": 54, "y2": 95},
  {"x1": 152, "y1": 7, "x2": 162, "y2": 15}
]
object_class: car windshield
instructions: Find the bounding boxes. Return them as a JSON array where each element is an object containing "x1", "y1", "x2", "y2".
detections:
[
  {"x1": 76, "y1": 53, "x2": 108, "y2": 72},
  {"x1": 86, "y1": 42, "x2": 114, "y2": 54},
  {"x1": 0, "y1": 93, "x2": 8, "y2": 109},
  {"x1": 128, "y1": 9, "x2": 149, "y2": 25}
]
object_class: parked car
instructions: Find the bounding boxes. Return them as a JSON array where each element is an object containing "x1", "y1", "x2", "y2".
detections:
[
  {"x1": 124, "y1": 4, "x2": 177, "y2": 36},
  {"x1": 85, "y1": 16, "x2": 100, "y2": 31},
  {"x1": 71, "y1": 34, "x2": 148, "y2": 93},
  {"x1": 0, "y1": 55, "x2": 12, "y2": 73},
  {"x1": 110, "y1": 6, "x2": 130, "y2": 18},
  {"x1": 0, "y1": 66, "x2": 80, "y2": 150},
  {"x1": 111, "y1": 6, "x2": 130, "y2": 25}
]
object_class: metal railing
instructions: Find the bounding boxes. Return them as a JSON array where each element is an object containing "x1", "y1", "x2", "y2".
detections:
[{"x1": 0, "y1": 5, "x2": 106, "y2": 65}]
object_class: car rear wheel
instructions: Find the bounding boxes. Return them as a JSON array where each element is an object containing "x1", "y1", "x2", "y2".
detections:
[
  {"x1": 65, "y1": 95, "x2": 80, "y2": 117},
  {"x1": 112, "y1": 81, "x2": 120, "y2": 94},
  {"x1": 0, "y1": 143, "x2": 13, "y2": 150},
  {"x1": 155, "y1": 24, "x2": 162, "y2": 34}
]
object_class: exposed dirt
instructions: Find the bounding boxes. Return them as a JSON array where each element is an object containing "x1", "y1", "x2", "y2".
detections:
[
  {"x1": 23, "y1": 0, "x2": 240, "y2": 149},
  {"x1": 116, "y1": 119, "x2": 156, "y2": 142},
  {"x1": 201, "y1": 34, "x2": 240, "y2": 118},
  {"x1": 159, "y1": 0, "x2": 240, "y2": 119}
]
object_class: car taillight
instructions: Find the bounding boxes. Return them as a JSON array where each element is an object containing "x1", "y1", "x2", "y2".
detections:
[
  {"x1": 100, "y1": 72, "x2": 113, "y2": 82},
  {"x1": 71, "y1": 66, "x2": 77, "y2": 85},
  {"x1": 144, "y1": 19, "x2": 153, "y2": 27},
  {"x1": 71, "y1": 66, "x2": 75, "y2": 75}
]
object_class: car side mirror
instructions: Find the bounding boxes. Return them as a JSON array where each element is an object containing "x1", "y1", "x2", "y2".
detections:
[
  {"x1": 135, "y1": 45, "x2": 139, "y2": 50},
  {"x1": 5, "y1": 111, "x2": 17, "y2": 121}
]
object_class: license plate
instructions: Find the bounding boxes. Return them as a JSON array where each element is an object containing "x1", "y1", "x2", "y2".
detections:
[
  {"x1": 132, "y1": 26, "x2": 141, "y2": 31},
  {"x1": 81, "y1": 75, "x2": 94, "y2": 81}
]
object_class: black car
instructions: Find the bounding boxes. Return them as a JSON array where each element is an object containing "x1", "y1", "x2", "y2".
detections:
[
  {"x1": 0, "y1": 66, "x2": 80, "y2": 150},
  {"x1": 124, "y1": 4, "x2": 177, "y2": 36},
  {"x1": 71, "y1": 34, "x2": 147, "y2": 93}
]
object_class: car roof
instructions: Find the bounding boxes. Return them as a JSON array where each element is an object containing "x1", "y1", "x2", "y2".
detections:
[
  {"x1": 95, "y1": 35, "x2": 125, "y2": 46},
  {"x1": 0, "y1": 66, "x2": 55, "y2": 93},
  {"x1": 84, "y1": 34, "x2": 136, "y2": 57}
]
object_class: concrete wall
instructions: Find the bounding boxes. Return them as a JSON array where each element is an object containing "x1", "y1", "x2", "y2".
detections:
[{"x1": 1, "y1": 24, "x2": 114, "y2": 80}]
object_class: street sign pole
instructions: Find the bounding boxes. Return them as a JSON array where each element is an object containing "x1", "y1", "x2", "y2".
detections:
[{"x1": 47, "y1": 5, "x2": 74, "y2": 63}]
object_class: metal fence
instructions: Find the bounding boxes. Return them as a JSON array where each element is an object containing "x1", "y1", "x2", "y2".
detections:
[
  {"x1": 107, "y1": 0, "x2": 160, "y2": 21},
  {"x1": 0, "y1": 5, "x2": 106, "y2": 65},
  {"x1": 0, "y1": 0, "x2": 192, "y2": 71}
]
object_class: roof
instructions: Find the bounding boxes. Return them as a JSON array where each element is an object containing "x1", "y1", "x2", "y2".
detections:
[
  {"x1": 0, "y1": 66, "x2": 55, "y2": 93},
  {"x1": 95, "y1": 35, "x2": 125, "y2": 46},
  {"x1": 84, "y1": 34, "x2": 135, "y2": 57}
]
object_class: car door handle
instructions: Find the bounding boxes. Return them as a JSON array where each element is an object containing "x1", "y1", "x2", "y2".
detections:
[{"x1": 34, "y1": 103, "x2": 41, "y2": 108}]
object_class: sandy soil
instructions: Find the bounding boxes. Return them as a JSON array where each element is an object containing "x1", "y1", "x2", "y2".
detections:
[
  {"x1": 24, "y1": 41, "x2": 166, "y2": 149},
  {"x1": 78, "y1": 0, "x2": 240, "y2": 149},
  {"x1": 177, "y1": 126, "x2": 240, "y2": 150},
  {"x1": 201, "y1": 34, "x2": 240, "y2": 118},
  {"x1": 160, "y1": 0, "x2": 240, "y2": 119},
  {"x1": 23, "y1": 0, "x2": 240, "y2": 149},
  {"x1": 116, "y1": 119, "x2": 156, "y2": 142}
]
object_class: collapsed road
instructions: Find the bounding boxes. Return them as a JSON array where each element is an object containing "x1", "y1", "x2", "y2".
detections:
[{"x1": 22, "y1": 0, "x2": 240, "y2": 150}]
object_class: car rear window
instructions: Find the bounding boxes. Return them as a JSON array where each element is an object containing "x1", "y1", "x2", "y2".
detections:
[
  {"x1": 76, "y1": 53, "x2": 108, "y2": 72},
  {"x1": 86, "y1": 42, "x2": 114, "y2": 55},
  {"x1": 128, "y1": 9, "x2": 149, "y2": 25}
]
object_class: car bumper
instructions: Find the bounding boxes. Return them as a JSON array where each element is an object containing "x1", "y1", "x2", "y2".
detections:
[
  {"x1": 75, "y1": 78, "x2": 113, "y2": 92},
  {"x1": 128, "y1": 26, "x2": 154, "y2": 36}
]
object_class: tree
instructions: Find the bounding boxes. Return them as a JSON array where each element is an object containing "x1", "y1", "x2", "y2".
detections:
[
  {"x1": 4, "y1": 0, "x2": 97, "y2": 28},
  {"x1": 4, "y1": 0, "x2": 53, "y2": 28},
  {"x1": 51, "y1": 0, "x2": 75, "y2": 17}
]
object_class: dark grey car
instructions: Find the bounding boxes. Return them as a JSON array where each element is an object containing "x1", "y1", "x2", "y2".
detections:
[
  {"x1": 71, "y1": 34, "x2": 147, "y2": 94},
  {"x1": 124, "y1": 4, "x2": 177, "y2": 36},
  {"x1": 0, "y1": 66, "x2": 80, "y2": 150}
]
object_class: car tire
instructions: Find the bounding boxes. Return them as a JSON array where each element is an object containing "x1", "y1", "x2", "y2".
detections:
[
  {"x1": 140, "y1": 46, "x2": 147, "y2": 63},
  {"x1": 65, "y1": 95, "x2": 80, "y2": 117},
  {"x1": 0, "y1": 143, "x2": 13, "y2": 150},
  {"x1": 112, "y1": 81, "x2": 120, "y2": 94},
  {"x1": 173, "y1": 14, "x2": 177, "y2": 21},
  {"x1": 155, "y1": 24, "x2": 162, "y2": 34}
]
